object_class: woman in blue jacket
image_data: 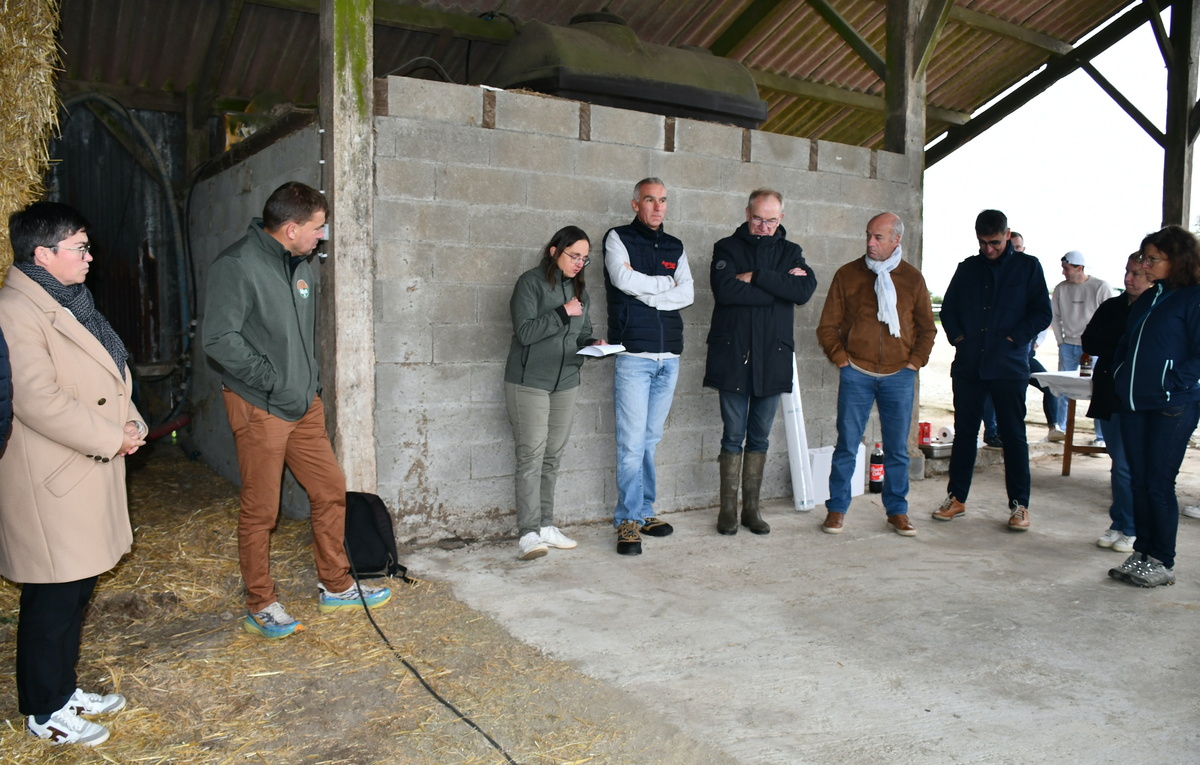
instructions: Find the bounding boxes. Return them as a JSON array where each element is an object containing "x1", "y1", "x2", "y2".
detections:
[
  {"x1": 1109, "y1": 225, "x2": 1200, "y2": 588},
  {"x1": 503, "y1": 226, "x2": 599, "y2": 561}
]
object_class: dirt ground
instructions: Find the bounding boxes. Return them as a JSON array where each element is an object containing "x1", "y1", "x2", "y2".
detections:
[{"x1": 0, "y1": 445, "x2": 726, "y2": 764}]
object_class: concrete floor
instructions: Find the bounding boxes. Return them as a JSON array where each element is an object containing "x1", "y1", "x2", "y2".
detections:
[{"x1": 407, "y1": 450, "x2": 1200, "y2": 764}]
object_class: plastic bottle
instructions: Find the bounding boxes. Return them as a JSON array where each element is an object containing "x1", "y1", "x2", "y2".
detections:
[
  {"x1": 1079, "y1": 353, "x2": 1093, "y2": 378},
  {"x1": 869, "y1": 443, "x2": 884, "y2": 493}
]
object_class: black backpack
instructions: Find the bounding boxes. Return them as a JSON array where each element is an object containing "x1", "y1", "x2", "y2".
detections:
[{"x1": 344, "y1": 492, "x2": 409, "y2": 580}]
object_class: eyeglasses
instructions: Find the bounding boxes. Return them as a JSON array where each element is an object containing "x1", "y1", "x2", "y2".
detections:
[
  {"x1": 1139, "y1": 254, "x2": 1165, "y2": 266},
  {"x1": 563, "y1": 253, "x2": 590, "y2": 266},
  {"x1": 47, "y1": 243, "x2": 92, "y2": 256},
  {"x1": 751, "y1": 216, "x2": 780, "y2": 228}
]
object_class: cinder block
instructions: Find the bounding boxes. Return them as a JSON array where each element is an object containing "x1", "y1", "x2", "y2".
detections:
[
  {"x1": 385, "y1": 76, "x2": 483, "y2": 125},
  {"x1": 650, "y1": 153, "x2": 724, "y2": 197},
  {"x1": 471, "y1": 440, "x2": 515, "y2": 479},
  {"x1": 674, "y1": 188, "x2": 739, "y2": 228},
  {"x1": 433, "y1": 323, "x2": 512, "y2": 364},
  {"x1": 437, "y1": 165, "x2": 531, "y2": 207},
  {"x1": 374, "y1": 199, "x2": 471, "y2": 245},
  {"x1": 380, "y1": 117, "x2": 490, "y2": 165},
  {"x1": 751, "y1": 130, "x2": 812, "y2": 169},
  {"x1": 374, "y1": 238, "x2": 433, "y2": 282},
  {"x1": 876, "y1": 149, "x2": 911, "y2": 184},
  {"x1": 589, "y1": 104, "x2": 665, "y2": 149},
  {"x1": 576, "y1": 142, "x2": 653, "y2": 183},
  {"x1": 376, "y1": 280, "x2": 474, "y2": 325},
  {"x1": 374, "y1": 323, "x2": 433, "y2": 363},
  {"x1": 488, "y1": 131, "x2": 577, "y2": 173},
  {"x1": 374, "y1": 157, "x2": 436, "y2": 201},
  {"x1": 674, "y1": 118, "x2": 743, "y2": 160},
  {"x1": 493, "y1": 89, "x2": 579, "y2": 138},
  {"x1": 468, "y1": 207, "x2": 555, "y2": 249},
  {"x1": 431, "y1": 244, "x2": 528, "y2": 285},
  {"x1": 471, "y1": 363, "x2": 507, "y2": 403},
  {"x1": 816, "y1": 140, "x2": 871, "y2": 177}
]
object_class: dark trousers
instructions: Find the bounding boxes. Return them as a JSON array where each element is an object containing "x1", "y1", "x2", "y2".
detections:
[
  {"x1": 17, "y1": 576, "x2": 98, "y2": 716},
  {"x1": 1121, "y1": 403, "x2": 1200, "y2": 569},
  {"x1": 948, "y1": 377, "x2": 1030, "y2": 506}
]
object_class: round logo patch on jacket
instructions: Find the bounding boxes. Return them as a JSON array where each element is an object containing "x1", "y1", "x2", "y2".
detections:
[{"x1": 296, "y1": 279, "x2": 310, "y2": 299}]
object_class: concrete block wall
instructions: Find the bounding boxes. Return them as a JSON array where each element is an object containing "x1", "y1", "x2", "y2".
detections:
[
  {"x1": 188, "y1": 127, "x2": 322, "y2": 518},
  {"x1": 375, "y1": 76, "x2": 918, "y2": 544}
]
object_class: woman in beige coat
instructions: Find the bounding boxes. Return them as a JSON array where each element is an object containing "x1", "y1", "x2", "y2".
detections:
[{"x1": 0, "y1": 202, "x2": 146, "y2": 747}]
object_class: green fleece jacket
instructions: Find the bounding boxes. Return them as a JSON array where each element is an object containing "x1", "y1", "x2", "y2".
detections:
[
  {"x1": 203, "y1": 220, "x2": 319, "y2": 421},
  {"x1": 504, "y1": 266, "x2": 594, "y2": 392}
]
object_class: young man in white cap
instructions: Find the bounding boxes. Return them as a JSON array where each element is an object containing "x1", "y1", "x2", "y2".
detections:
[{"x1": 1051, "y1": 251, "x2": 1112, "y2": 444}]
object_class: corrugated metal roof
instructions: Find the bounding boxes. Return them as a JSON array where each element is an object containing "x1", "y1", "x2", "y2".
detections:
[{"x1": 56, "y1": 0, "x2": 1142, "y2": 150}]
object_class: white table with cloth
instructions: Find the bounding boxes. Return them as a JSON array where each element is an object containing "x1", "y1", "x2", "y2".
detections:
[{"x1": 1031, "y1": 370, "x2": 1107, "y2": 476}]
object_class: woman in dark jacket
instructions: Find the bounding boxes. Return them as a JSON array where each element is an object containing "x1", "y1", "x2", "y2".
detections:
[
  {"x1": 503, "y1": 226, "x2": 599, "y2": 561},
  {"x1": 1081, "y1": 254, "x2": 1152, "y2": 554},
  {"x1": 1108, "y1": 226, "x2": 1200, "y2": 588}
]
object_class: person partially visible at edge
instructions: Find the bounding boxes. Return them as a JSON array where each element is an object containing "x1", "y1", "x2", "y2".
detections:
[
  {"x1": 1051, "y1": 250, "x2": 1113, "y2": 444},
  {"x1": 816, "y1": 212, "x2": 936, "y2": 538},
  {"x1": 504, "y1": 225, "x2": 605, "y2": 561},
  {"x1": 0, "y1": 202, "x2": 146, "y2": 746},
  {"x1": 704, "y1": 189, "x2": 816, "y2": 536},
  {"x1": 1082, "y1": 253, "x2": 1153, "y2": 557},
  {"x1": 1107, "y1": 225, "x2": 1200, "y2": 588},
  {"x1": 202, "y1": 181, "x2": 390, "y2": 640},
  {"x1": 603, "y1": 177, "x2": 694, "y2": 556},
  {"x1": 0, "y1": 325, "x2": 10, "y2": 454},
  {"x1": 935, "y1": 209, "x2": 1051, "y2": 531}
]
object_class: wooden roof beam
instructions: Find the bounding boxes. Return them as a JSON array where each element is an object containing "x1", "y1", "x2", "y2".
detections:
[
  {"x1": 1081, "y1": 60, "x2": 1165, "y2": 146},
  {"x1": 752, "y1": 67, "x2": 969, "y2": 125},
  {"x1": 710, "y1": 0, "x2": 788, "y2": 58},
  {"x1": 916, "y1": 0, "x2": 955, "y2": 76},
  {"x1": 927, "y1": 0, "x2": 1172, "y2": 166},
  {"x1": 948, "y1": 6, "x2": 1072, "y2": 56},
  {"x1": 806, "y1": 0, "x2": 887, "y2": 79}
]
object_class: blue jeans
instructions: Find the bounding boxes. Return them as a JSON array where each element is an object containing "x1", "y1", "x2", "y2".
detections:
[
  {"x1": 718, "y1": 390, "x2": 780, "y2": 453},
  {"x1": 948, "y1": 377, "x2": 1030, "y2": 506},
  {"x1": 1120, "y1": 403, "x2": 1200, "y2": 568},
  {"x1": 1098, "y1": 414, "x2": 1134, "y2": 536},
  {"x1": 1056, "y1": 343, "x2": 1102, "y2": 440},
  {"x1": 827, "y1": 366, "x2": 916, "y2": 516},
  {"x1": 612, "y1": 355, "x2": 679, "y2": 526}
]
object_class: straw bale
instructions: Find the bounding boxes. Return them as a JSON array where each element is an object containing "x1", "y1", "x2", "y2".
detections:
[{"x1": 0, "y1": 0, "x2": 61, "y2": 282}]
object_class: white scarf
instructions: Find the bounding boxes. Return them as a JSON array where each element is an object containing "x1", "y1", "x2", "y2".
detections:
[{"x1": 865, "y1": 244, "x2": 902, "y2": 337}]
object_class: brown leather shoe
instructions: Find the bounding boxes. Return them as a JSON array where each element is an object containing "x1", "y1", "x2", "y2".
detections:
[
  {"x1": 931, "y1": 494, "x2": 966, "y2": 521},
  {"x1": 821, "y1": 512, "x2": 845, "y2": 534},
  {"x1": 1007, "y1": 503, "x2": 1031, "y2": 531},
  {"x1": 887, "y1": 514, "x2": 917, "y2": 536}
]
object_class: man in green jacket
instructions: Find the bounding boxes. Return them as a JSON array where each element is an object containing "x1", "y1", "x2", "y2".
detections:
[{"x1": 203, "y1": 182, "x2": 390, "y2": 639}]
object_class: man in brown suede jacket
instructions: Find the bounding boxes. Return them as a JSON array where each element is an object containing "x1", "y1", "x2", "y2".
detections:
[{"x1": 815, "y1": 212, "x2": 937, "y2": 536}]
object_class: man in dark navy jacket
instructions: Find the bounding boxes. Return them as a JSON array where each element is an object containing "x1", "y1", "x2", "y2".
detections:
[
  {"x1": 935, "y1": 209, "x2": 1051, "y2": 530},
  {"x1": 705, "y1": 189, "x2": 816, "y2": 536},
  {"x1": 603, "y1": 177, "x2": 694, "y2": 556}
]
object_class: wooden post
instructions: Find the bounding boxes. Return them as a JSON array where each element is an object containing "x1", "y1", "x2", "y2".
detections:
[
  {"x1": 319, "y1": 0, "x2": 377, "y2": 491},
  {"x1": 1162, "y1": 0, "x2": 1199, "y2": 227}
]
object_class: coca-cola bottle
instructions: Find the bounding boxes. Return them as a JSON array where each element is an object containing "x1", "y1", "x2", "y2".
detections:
[{"x1": 869, "y1": 443, "x2": 884, "y2": 493}]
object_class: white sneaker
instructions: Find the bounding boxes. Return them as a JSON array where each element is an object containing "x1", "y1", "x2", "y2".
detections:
[
  {"x1": 1097, "y1": 528, "x2": 1121, "y2": 548},
  {"x1": 517, "y1": 531, "x2": 548, "y2": 560},
  {"x1": 1183, "y1": 505, "x2": 1200, "y2": 519},
  {"x1": 1111, "y1": 533, "x2": 1136, "y2": 554},
  {"x1": 68, "y1": 687, "x2": 126, "y2": 715},
  {"x1": 1047, "y1": 429, "x2": 1067, "y2": 443},
  {"x1": 27, "y1": 706, "x2": 109, "y2": 746},
  {"x1": 539, "y1": 526, "x2": 577, "y2": 549}
]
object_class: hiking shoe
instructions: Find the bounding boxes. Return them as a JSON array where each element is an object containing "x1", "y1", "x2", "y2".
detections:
[
  {"x1": 244, "y1": 601, "x2": 303, "y2": 639},
  {"x1": 1007, "y1": 502, "x2": 1030, "y2": 531},
  {"x1": 67, "y1": 688, "x2": 126, "y2": 716},
  {"x1": 318, "y1": 582, "x2": 392, "y2": 613},
  {"x1": 539, "y1": 526, "x2": 577, "y2": 549},
  {"x1": 616, "y1": 520, "x2": 642, "y2": 555},
  {"x1": 1183, "y1": 505, "x2": 1200, "y2": 519},
  {"x1": 1097, "y1": 528, "x2": 1121, "y2": 548},
  {"x1": 1109, "y1": 552, "x2": 1145, "y2": 582},
  {"x1": 931, "y1": 494, "x2": 966, "y2": 521},
  {"x1": 27, "y1": 707, "x2": 109, "y2": 746},
  {"x1": 1127, "y1": 556, "x2": 1176, "y2": 588},
  {"x1": 518, "y1": 531, "x2": 549, "y2": 560},
  {"x1": 640, "y1": 517, "x2": 674, "y2": 537}
]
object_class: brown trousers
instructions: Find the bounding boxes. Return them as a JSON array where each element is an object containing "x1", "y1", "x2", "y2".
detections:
[{"x1": 223, "y1": 390, "x2": 351, "y2": 611}]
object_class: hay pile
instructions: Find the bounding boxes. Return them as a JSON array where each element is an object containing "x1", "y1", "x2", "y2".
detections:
[
  {"x1": 0, "y1": 0, "x2": 61, "y2": 281},
  {"x1": 0, "y1": 444, "x2": 710, "y2": 764}
]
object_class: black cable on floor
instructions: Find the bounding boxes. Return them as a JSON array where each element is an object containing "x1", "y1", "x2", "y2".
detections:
[{"x1": 344, "y1": 546, "x2": 520, "y2": 765}]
